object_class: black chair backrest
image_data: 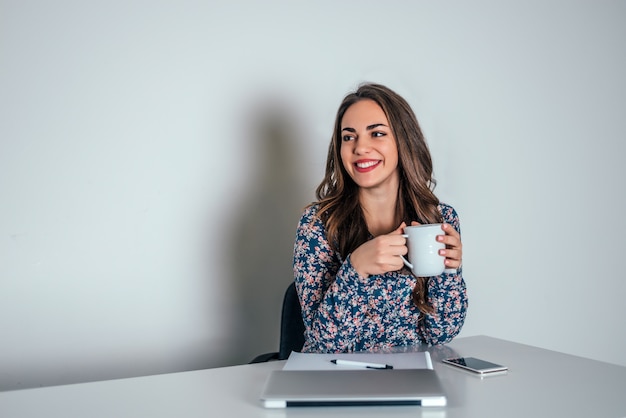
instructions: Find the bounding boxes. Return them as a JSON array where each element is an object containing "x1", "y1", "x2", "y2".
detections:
[{"x1": 277, "y1": 282, "x2": 305, "y2": 360}]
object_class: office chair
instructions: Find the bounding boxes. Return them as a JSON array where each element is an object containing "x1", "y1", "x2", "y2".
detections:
[{"x1": 250, "y1": 282, "x2": 305, "y2": 363}]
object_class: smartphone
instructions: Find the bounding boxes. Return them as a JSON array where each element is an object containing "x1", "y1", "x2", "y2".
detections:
[{"x1": 442, "y1": 357, "x2": 508, "y2": 375}]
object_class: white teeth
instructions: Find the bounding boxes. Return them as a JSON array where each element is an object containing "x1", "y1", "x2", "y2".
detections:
[{"x1": 356, "y1": 161, "x2": 379, "y2": 168}]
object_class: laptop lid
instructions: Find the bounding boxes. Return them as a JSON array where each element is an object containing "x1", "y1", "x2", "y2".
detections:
[{"x1": 260, "y1": 369, "x2": 447, "y2": 408}]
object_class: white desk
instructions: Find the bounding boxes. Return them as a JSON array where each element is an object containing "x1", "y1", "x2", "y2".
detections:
[{"x1": 1, "y1": 336, "x2": 625, "y2": 418}]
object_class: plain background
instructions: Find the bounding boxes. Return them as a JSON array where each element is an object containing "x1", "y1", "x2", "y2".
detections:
[{"x1": 1, "y1": 0, "x2": 625, "y2": 391}]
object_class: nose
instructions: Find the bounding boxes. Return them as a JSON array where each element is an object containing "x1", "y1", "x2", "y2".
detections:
[{"x1": 354, "y1": 137, "x2": 372, "y2": 155}]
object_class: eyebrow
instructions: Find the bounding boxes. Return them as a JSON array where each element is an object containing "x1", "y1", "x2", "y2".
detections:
[{"x1": 341, "y1": 123, "x2": 388, "y2": 132}]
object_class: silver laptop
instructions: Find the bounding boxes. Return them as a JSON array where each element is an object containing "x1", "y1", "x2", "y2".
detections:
[{"x1": 260, "y1": 369, "x2": 447, "y2": 408}]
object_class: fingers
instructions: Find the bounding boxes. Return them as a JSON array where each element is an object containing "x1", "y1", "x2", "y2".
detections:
[
  {"x1": 437, "y1": 223, "x2": 463, "y2": 269},
  {"x1": 381, "y1": 233, "x2": 408, "y2": 254},
  {"x1": 440, "y1": 223, "x2": 460, "y2": 239},
  {"x1": 437, "y1": 223, "x2": 460, "y2": 246},
  {"x1": 440, "y1": 248, "x2": 462, "y2": 268},
  {"x1": 392, "y1": 222, "x2": 406, "y2": 235},
  {"x1": 352, "y1": 230, "x2": 409, "y2": 277}
]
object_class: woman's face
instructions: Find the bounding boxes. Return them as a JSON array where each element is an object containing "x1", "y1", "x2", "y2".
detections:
[{"x1": 340, "y1": 99, "x2": 399, "y2": 192}]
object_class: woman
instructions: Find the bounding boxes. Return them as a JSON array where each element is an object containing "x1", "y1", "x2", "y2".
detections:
[{"x1": 293, "y1": 83, "x2": 467, "y2": 353}]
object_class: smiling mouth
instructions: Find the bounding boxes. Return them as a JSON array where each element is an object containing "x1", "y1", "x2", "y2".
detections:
[{"x1": 354, "y1": 160, "x2": 381, "y2": 172}]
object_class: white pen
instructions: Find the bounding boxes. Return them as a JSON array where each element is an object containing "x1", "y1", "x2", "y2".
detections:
[{"x1": 330, "y1": 359, "x2": 393, "y2": 370}]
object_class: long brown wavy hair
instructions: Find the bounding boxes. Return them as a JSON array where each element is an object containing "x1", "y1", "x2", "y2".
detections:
[{"x1": 314, "y1": 83, "x2": 441, "y2": 314}]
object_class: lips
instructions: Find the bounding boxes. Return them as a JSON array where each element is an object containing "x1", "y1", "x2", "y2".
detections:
[{"x1": 354, "y1": 160, "x2": 381, "y2": 173}]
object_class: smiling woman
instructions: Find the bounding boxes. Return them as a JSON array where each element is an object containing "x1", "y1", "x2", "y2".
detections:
[{"x1": 293, "y1": 83, "x2": 468, "y2": 353}]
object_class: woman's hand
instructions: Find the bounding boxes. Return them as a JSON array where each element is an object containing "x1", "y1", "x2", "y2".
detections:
[
  {"x1": 438, "y1": 223, "x2": 463, "y2": 270},
  {"x1": 410, "y1": 221, "x2": 463, "y2": 270},
  {"x1": 350, "y1": 223, "x2": 408, "y2": 277}
]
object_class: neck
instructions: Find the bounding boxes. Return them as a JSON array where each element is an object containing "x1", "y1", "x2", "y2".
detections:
[{"x1": 360, "y1": 187, "x2": 399, "y2": 237}]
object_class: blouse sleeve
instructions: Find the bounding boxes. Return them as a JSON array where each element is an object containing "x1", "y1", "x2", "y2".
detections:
[
  {"x1": 293, "y1": 205, "x2": 367, "y2": 352},
  {"x1": 417, "y1": 204, "x2": 468, "y2": 345}
]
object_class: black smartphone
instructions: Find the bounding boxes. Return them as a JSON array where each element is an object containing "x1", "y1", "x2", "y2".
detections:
[{"x1": 442, "y1": 357, "x2": 508, "y2": 375}]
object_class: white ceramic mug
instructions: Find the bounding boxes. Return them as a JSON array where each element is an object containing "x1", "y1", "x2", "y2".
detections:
[{"x1": 400, "y1": 224, "x2": 445, "y2": 277}]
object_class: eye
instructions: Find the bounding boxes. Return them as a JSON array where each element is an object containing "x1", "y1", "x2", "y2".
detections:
[
  {"x1": 372, "y1": 131, "x2": 386, "y2": 138},
  {"x1": 342, "y1": 134, "x2": 355, "y2": 142}
]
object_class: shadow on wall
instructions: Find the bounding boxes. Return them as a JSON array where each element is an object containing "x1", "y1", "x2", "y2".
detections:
[{"x1": 222, "y1": 99, "x2": 310, "y2": 365}]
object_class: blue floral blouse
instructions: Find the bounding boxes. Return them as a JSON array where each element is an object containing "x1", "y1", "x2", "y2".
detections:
[{"x1": 293, "y1": 202, "x2": 468, "y2": 353}]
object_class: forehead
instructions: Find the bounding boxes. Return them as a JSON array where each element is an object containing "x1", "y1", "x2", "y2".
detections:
[{"x1": 341, "y1": 99, "x2": 388, "y2": 127}]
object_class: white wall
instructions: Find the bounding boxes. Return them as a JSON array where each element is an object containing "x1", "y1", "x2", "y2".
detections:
[{"x1": 1, "y1": 0, "x2": 624, "y2": 391}]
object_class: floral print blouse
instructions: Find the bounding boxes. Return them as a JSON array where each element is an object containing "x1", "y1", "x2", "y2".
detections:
[{"x1": 293, "y1": 202, "x2": 468, "y2": 353}]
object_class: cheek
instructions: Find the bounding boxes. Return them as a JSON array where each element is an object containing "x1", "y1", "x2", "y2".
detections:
[
  {"x1": 387, "y1": 144, "x2": 400, "y2": 167},
  {"x1": 340, "y1": 157, "x2": 352, "y2": 174},
  {"x1": 390, "y1": 153, "x2": 399, "y2": 169},
  {"x1": 339, "y1": 156, "x2": 356, "y2": 179},
  {"x1": 340, "y1": 146, "x2": 351, "y2": 167}
]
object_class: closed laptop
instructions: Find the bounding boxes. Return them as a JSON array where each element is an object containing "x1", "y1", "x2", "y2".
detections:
[{"x1": 260, "y1": 369, "x2": 447, "y2": 408}]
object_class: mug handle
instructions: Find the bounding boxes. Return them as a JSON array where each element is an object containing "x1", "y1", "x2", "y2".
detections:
[{"x1": 400, "y1": 234, "x2": 412, "y2": 270}]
